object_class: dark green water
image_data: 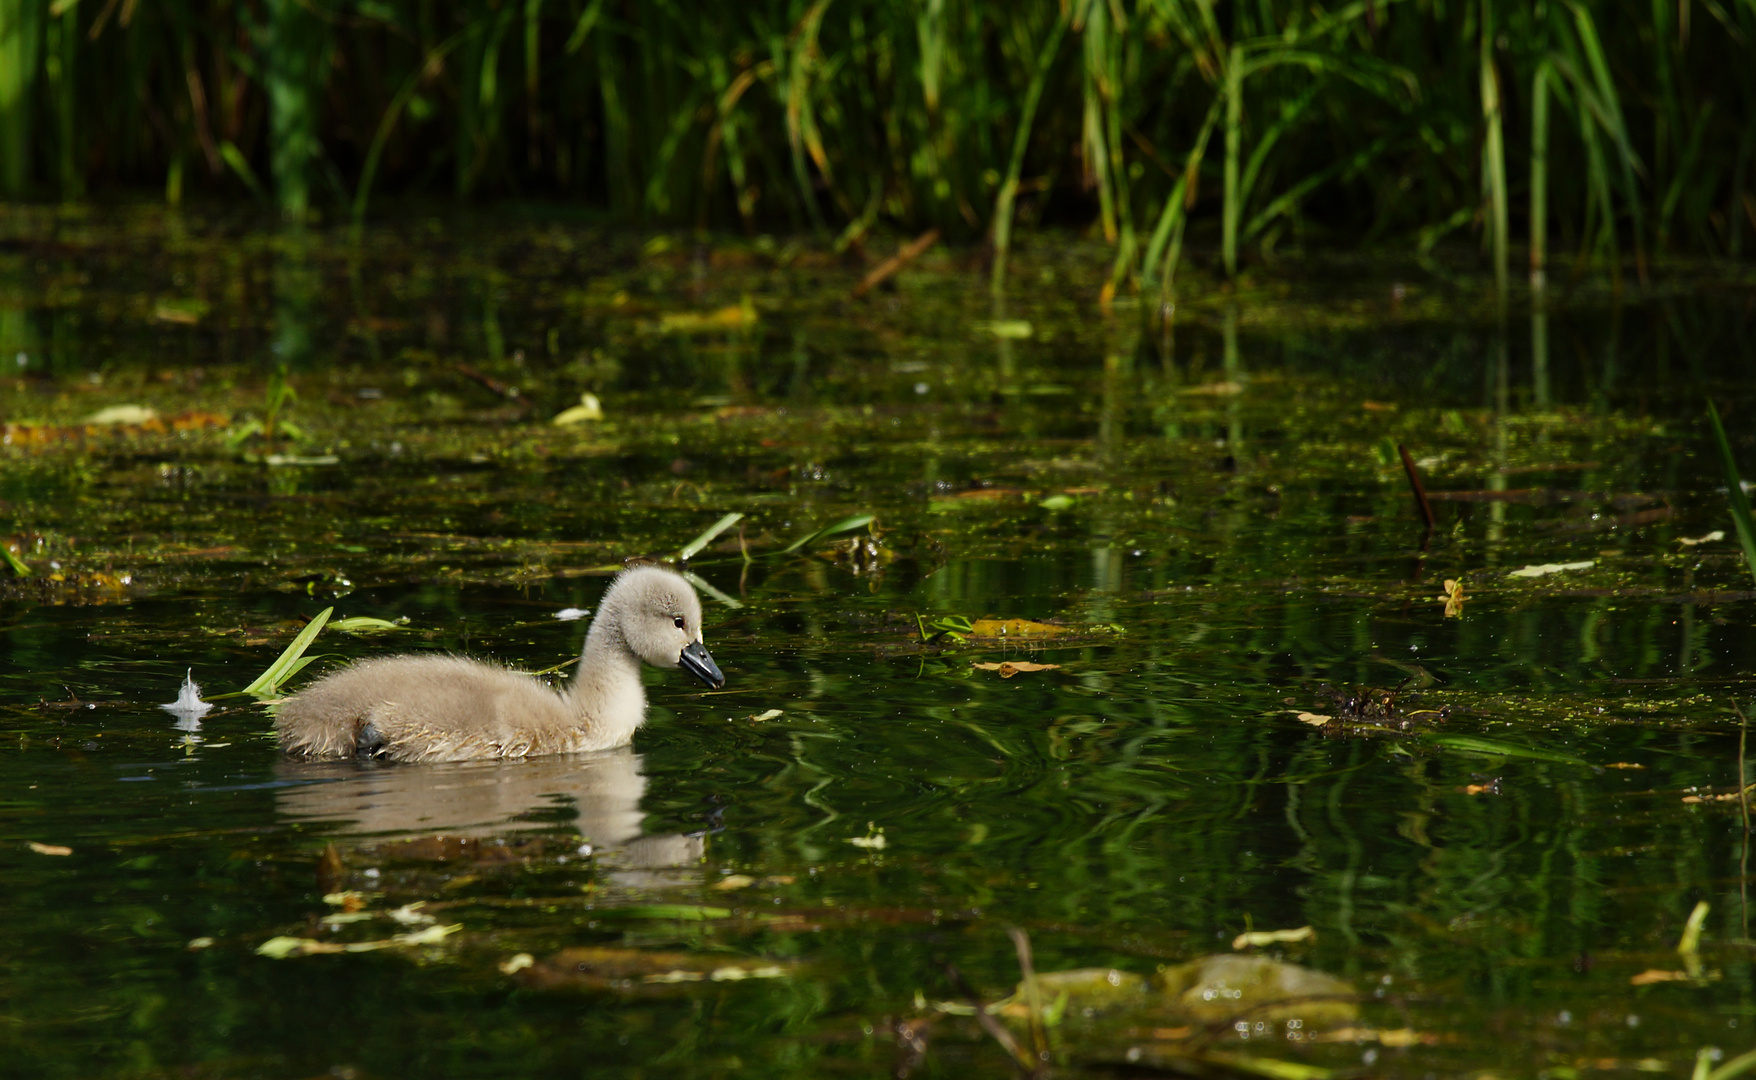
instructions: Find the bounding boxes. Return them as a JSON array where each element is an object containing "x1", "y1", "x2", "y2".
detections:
[{"x1": 5, "y1": 208, "x2": 1756, "y2": 1078}]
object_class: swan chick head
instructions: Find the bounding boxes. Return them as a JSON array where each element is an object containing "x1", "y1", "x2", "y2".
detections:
[{"x1": 607, "y1": 565, "x2": 724, "y2": 688}]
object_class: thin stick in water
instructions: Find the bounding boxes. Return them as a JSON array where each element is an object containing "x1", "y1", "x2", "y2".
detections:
[
  {"x1": 1398, "y1": 443, "x2": 1437, "y2": 531},
  {"x1": 944, "y1": 964, "x2": 1036, "y2": 1077},
  {"x1": 1006, "y1": 928, "x2": 1048, "y2": 1063},
  {"x1": 852, "y1": 228, "x2": 940, "y2": 299}
]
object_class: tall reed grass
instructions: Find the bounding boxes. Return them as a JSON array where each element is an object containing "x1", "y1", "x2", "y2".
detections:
[{"x1": 3, "y1": 0, "x2": 1752, "y2": 288}]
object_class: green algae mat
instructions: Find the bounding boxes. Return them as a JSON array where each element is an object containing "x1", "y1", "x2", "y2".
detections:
[{"x1": 6, "y1": 209, "x2": 1756, "y2": 1078}]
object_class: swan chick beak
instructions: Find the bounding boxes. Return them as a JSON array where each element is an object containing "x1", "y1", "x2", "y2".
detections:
[{"x1": 679, "y1": 640, "x2": 724, "y2": 689}]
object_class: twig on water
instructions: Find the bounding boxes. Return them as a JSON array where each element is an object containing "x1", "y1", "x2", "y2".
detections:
[
  {"x1": 1398, "y1": 443, "x2": 1436, "y2": 532},
  {"x1": 944, "y1": 964, "x2": 1038, "y2": 1077},
  {"x1": 1740, "y1": 701, "x2": 1751, "y2": 940},
  {"x1": 852, "y1": 228, "x2": 940, "y2": 299},
  {"x1": 1007, "y1": 928, "x2": 1049, "y2": 1064}
]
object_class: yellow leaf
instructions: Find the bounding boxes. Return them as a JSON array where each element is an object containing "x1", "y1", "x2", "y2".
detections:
[{"x1": 971, "y1": 661, "x2": 1061, "y2": 677}]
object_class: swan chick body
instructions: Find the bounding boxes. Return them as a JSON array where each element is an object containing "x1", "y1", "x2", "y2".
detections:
[{"x1": 274, "y1": 565, "x2": 722, "y2": 763}]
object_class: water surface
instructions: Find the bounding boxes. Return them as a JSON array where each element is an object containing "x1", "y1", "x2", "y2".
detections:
[{"x1": 4, "y1": 209, "x2": 1756, "y2": 1077}]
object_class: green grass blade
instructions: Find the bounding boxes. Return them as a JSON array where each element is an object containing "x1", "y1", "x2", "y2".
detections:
[
  {"x1": 1708, "y1": 401, "x2": 1756, "y2": 586},
  {"x1": 779, "y1": 514, "x2": 875, "y2": 555},
  {"x1": 1421, "y1": 733, "x2": 1590, "y2": 767},
  {"x1": 0, "y1": 541, "x2": 29, "y2": 576},
  {"x1": 679, "y1": 512, "x2": 745, "y2": 561},
  {"x1": 1709, "y1": 1048, "x2": 1756, "y2": 1080},
  {"x1": 241, "y1": 607, "x2": 334, "y2": 696}
]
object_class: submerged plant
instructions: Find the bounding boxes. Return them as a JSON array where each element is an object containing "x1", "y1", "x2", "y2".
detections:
[{"x1": 1707, "y1": 401, "x2": 1756, "y2": 587}]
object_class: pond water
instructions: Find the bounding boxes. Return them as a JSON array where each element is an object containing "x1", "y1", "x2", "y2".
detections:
[{"x1": 4, "y1": 207, "x2": 1756, "y2": 1078}]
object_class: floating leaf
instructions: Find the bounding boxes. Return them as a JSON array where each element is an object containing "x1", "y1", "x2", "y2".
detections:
[
  {"x1": 1293, "y1": 712, "x2": 1332, "y2": 726},
  {"x1": 656, "y1": 298, "x2": 757, "y2": 334},
  {"x1": 1508, "y1": 560, "x2": 1595, "y2": 578},
  {"x1": 1437, "y1": 579, "x2": 1465, "y2": 617},
  {"x1": 1232, "y1": 926, "x2": 1315, "y2": 950},
  {"x1": 1679, "y1": 530, "x2": 1725, "y2": 546},
  {"x1": 971, "y1": 661, "x2": 1061, "y2": 677},
  {"x1": 848, "y1": 823, "x2": 887, "y2": 850},
  {"x1": 968, "y1": 618, "x2": 1069, "y2": 638},
  {"x1": 1421, "y1": 733, "x2": 1589, "y2": 767},
  {"x1": 27, "y1": 842, "x2": 72, "y2": 856},
  {"x1": 1630, "y1": 969, "x2": 1690, "y2": 985},
  {"x1": 1039, "y1": 494, "x2": 1075, "y2": 510},
  {"x1": 712, "y1": 875, "x2": 757, "y2": 891},
  {"x1": 553, "y1": 393, "x2": 604, "y2": 425},
  {"x1": 329, "y1": 616, "x2": 407, "y2": 633},
  {"x1": 746, "y1": 709, "x2": 783, "y2": 722},
  {"x1": 83, "y1": 404, "x2": 158, "y2": 425},
  {"x1": 975, "y1": 319, "x2": 1033, "y2": 339},
  {"x1": 592, "y1": 905, "x2": 734, "y2": 921}
]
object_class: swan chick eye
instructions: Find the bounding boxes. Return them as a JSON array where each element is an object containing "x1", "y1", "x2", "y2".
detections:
[{"x1": 673, "y1": 616, "x2": 686, "y2": 629}]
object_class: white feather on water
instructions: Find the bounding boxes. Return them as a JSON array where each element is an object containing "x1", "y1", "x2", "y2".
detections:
[{"x1": 161, "y1": 670, "x2": 214, "y2": 730}]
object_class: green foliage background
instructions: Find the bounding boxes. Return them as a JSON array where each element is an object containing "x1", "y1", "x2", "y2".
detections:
[{"x1": 0, "y1": 0, "x2": 1751, "y2": 282}]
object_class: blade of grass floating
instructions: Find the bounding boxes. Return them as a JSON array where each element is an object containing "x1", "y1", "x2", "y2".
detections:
[
  {"x1": 779, "y1": 514, "x2": 875, "y2": 555},
  {"x1": 241, "y1": 607, "x2": 334, "y2": 697},
  {"x1": 592, "y1": 904, "x2": 733, "y2": 921},
  {"x1": 1707, "y1": 401, "x2": 1756, "y2": 586},
  {"x1": 0, "y1": 542, "x2": 29, "y2": 576},
  {"x1": 329, "y1": 616, "x2": 405, "y2": 633},
  {"x1": 678, "y1": 512, "x2": 744, "y2": 561},
  {"x1": 1708, "y1": 1048, "x2": 1756, "y2": 1080},
  {"x1": 1420, "y1": 733, "x2": 1590, "y2": 768}
]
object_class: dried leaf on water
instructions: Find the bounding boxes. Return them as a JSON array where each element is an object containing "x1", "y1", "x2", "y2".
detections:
[
  {"x1": 1437, "y1": 578, "x2": 1465, "y2": 617},
  {"x1": 1680, "y1": 531, "x2": 1725, "y2": 546},
  {"x1": 712, "y1": 875, "x2": 757, "y2": 891},
  {"x1": 1508, "y1": 560, "x2": 1595, "y2": 578},
  {"x1": 516, "y1": 946, "x2": 793, "y2": 991},
  {"x1": 27, "y1": 842, "x2": 72, "y2": 856},
  {"x1": 552, "y1": 393, "x2": 604, "y2": 426},
  {"x1": 1629, "y1": 969, "x2": 1691, "y2": 985},
  {"x1": 848, "y1": 823, "x2": 887, "y2": 850},
  {"x1": 971, "y1": 661, "x2": 1060, "y2": 677},
  {"x1": 1159, "y1": 955, "x2": 1358, "y2": 1026},
  {"x1": 966, "y1": 618, "x2": 1069, "y2": 639},
  {"x1": 1179, "y1": 381, "x2": 1244, "y2": 396},
  {"x1": 655, "y1": 298, "x2": 758, "y2": 334},
  {"x1": 1293, "y1": 712, "x2": 1332, "y2": 726},
  {"x1": 1232, "y1": 926, "x2": 1315, "y2": 950},
  {"x1": 746, "y1": 709, "x2": 783, "y2": 722},
  {"x1": 256, "y1": 923, "x2": 461, "y2": 958},
  {"x1": 83, "y1": 405, "x2": 159, "y2": 426}
]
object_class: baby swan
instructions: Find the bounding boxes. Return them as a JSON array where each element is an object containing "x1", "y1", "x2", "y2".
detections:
[{"x1": 274, "y1": 565, "x2": 723, "y2": 763}]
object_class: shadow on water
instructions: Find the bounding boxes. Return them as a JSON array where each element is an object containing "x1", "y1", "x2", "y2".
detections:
[{"x1": 3, "y1": 209, "x2": 1756, "y2": 1077}]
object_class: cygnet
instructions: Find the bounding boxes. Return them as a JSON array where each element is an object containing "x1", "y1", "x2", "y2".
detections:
[{"x1": 274, "y1": 565, "x2": 723, "y2": 763}]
